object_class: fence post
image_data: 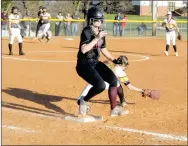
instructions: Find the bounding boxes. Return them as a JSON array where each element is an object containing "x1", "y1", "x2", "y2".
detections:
[
  {"x1": 129, "y1": 23, "x2": 131, "y2": 36},
  {"x1": 29, "y1": 20, "x2": 31, "y2": 37}
]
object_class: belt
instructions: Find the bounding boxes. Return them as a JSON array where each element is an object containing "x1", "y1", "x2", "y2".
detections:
[{"x1": 11, "y1": 26, "x2": 19, "y2": 28}]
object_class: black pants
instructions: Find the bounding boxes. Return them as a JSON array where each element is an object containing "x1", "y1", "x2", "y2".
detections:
[
  {"x1": 55, "y1": 24, "x2": 61, "y2": 36},
  {"x1": 76, "y1": 61, "x2": 118, "y2": 109},
  {"x1": 36, "y1": 21, "x2": 42, "y2": 37}
]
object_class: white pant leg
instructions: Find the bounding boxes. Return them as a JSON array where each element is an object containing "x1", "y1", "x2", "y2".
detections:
[
  {"x1": 42, "y1": 23, "x2": 50, "y2": 36},
  {"x1": 16, "y1": 29, "x2": 23, "y2": 43},
  {"x1": 9, "y1": 28, "x2": 22, "y2": 44},
  {"x1": 166, "y1": 32, "x2": 171, "y2": 45},
  {"x1": 171, "y1": 31, "x2": 176, "y2": 45},
  {"x1": 46, "y1": 31, "x2": 52, "y2": 39}
]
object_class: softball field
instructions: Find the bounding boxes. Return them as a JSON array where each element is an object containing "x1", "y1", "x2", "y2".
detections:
[{"x1": 2, "y1": 36, "x2": 187, "y2": 145}]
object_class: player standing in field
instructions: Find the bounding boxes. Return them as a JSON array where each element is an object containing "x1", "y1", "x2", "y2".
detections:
[
  {"x1": 162, "y1": 11, "x2": 180, "y2": 56},
  {"x1": 38, "y1": 7, "x2": 51, "y2": 42},
  {"x1": 8, "y1": 6, "x2": 24, "y2": 55}
]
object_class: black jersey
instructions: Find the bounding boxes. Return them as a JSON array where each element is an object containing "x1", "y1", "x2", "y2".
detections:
[
  {"x1": 38, "y1": 11, "x2": 42, "y2": 21},
  {"x1": 77, "y1": 26, "x2": 106, "y2": 65}
]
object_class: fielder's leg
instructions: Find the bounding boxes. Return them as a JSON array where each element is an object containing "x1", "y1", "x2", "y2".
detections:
[
  {"x1": 8, "y1": 29, "x2": 15, "y2": 55},
  {"x1": 17, "y1": 29, "x2": 24, "y2": 55},
  {"x1": 164, "y1": 32, "x2": 170, "y2": 56},
  {"x1": 172, "y1": 31, "x2": 178, "y2": 56}
]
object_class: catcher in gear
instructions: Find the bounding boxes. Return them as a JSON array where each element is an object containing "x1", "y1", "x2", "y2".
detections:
[
  {"x1": 161, "y1": 11, "x2": 180, "y2": 57},
  {"x1": 77, "y1": 55, "x2": 160, "y2": 110}
]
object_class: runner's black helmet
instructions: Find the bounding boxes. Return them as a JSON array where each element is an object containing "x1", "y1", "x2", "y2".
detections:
[{"x1": 87, "y1": 7, "x2": 104, "y2": 25}]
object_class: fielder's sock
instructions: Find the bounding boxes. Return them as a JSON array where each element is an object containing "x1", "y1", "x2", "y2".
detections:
[
  {"x1": 108, "y1": 86, "x2": 117, "y2": 110},
  {"x1": 117, "y1": 85, "x2": 125, "y2": 104},
  {"x1": 173, "y1": 45, "x2": 177, "y2": 52},
  {"x1": 8, "y1": 44, "x2": 12, "y2": 52},
  {"x1": 19, "y1": 43, "x2": 22, "y2": 52},
  {"x1": 166, "y1": 45, "x2": 169, "y2": 52}
]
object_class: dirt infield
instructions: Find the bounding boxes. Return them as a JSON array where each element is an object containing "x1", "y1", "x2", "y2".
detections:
[{"x1": 2, "y1": 37, "x2": 187, "y2": 145}]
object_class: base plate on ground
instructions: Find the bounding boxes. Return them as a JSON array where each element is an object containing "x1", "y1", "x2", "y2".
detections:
[
  {"x1": 64, "y1": 38, "x2": 73, "y2": 40},
  {"x1": 65, "y1": 115, "x2": 103, "y2": 123}
]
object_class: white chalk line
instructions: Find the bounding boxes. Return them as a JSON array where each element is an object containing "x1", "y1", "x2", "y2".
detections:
[
  {"x1": 2, "y1": 107, "x2": 187, "y2": 142},
  {"x1": 2, "y1": 50, "x2": 150, "y2": 63},
  {"x1": 2, "y1": 107, "x2": 66, "y2": 121},
  {"x1": 105, "y1": 126, "x2": 187, "y2": 142},
  {"x1": 2, "y1": 124, "x2": 39, "y2": 133}
]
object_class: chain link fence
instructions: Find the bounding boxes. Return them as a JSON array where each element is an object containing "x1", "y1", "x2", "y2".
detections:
[{"x1": 1, "y1": 19, "x2": 187, "y2": 40}]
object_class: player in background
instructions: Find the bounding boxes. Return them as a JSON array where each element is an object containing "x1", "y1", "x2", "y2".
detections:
[
  {"x1": 33, "y1": 6, "x2": 43, "y2": 40},
  {"x1": 162, "y1": 11, "x2": 180, "y2": 57},
  {"x1": 38, "y1": 7, "x2": 51, "y2": 42},
  {"x1": 8, "y1": 6, "x2": 24, "y2": 55}
]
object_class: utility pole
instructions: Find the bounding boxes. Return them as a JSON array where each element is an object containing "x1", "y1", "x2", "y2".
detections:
[{"x1": 152, "y1": 1, "x2": 157, "y2": 36}]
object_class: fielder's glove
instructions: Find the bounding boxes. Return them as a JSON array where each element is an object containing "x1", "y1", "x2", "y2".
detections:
[
  {"x1": 177, "y1": 32, "x2": 182, "y2": 40},
  {"x1": 141, "y1": 89, "x2": 160, "y2": 100},
  {"x1": 161, "y1": 22, "x2": 166, "y2": 27}
]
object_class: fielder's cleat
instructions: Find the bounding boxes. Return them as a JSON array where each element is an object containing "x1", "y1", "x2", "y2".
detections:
[
  {"x1": 46, "y1": 37, "x2": 50, "y2": 43},
  {"x1": 175, "y1": 52, "x2": 179, "y2": 56},
  {"x1": 38, "y1": 35, "x2": 45, "y2": 42},
  {"x1": 9, "y1": 52, "x2": 13, "y2": 55},
  {"x1": 79, "y1": 100, "x2": 90, "y2": 116},
  {"x1": 164, "y1": 51, "x2": 168, "y2": 56},
  {"x1": 110, "y1": 106, "x2": 129, "y2": 117},
  {"x1": 19, "y1": 51, "x2": 25, "y2": 55},
  {"x1": 120, "y1": 101, "x2": 127, "y2": 107}
]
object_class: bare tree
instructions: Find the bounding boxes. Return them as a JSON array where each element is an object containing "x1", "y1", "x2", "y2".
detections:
[{"x1": 100, "y1": 0, "x2": 134, "y2": 14}]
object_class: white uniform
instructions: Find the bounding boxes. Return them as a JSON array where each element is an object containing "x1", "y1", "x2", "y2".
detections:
[
  {"x1": 39, "y1": 12, "x2": 51, "y2": 38},
  {"x1": 8, "y1": 14, "x2": 22, "y2": 44},
  {"x1": 78, "y1": 65, "x2": 130, "y2": 101},
  {"x1": 163, "y1": 18, "x2": 177, "y2": 45}
]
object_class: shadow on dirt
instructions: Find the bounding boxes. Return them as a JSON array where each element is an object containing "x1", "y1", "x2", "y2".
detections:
[
  {"x1": 2, "y1": 87, "x2": 135, "y2": 118},
  {"x1": 2, "y1": 88, "x2": 76, "y2": 118}
]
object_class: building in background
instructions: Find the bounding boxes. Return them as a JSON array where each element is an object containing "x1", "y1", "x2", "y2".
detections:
[{"x1": 132, "y1": 1, "x2": 187, "y2": 16}]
